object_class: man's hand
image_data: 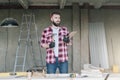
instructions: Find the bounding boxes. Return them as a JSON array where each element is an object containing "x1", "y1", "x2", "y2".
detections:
[
  {"x1": 63, "y1": 36, "x2": 70, "y2": 43},
  {"x1": 49, "y1": 42, "x2": 55, "y2": 48},
  {"x1": 42, "y1": 44, "x2": 49, "y2": 48}
]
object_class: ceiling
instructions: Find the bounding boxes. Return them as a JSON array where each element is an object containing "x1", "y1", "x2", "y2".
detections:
[{"x1": 0, "y1": 0, "x2": 120, "y2": 9}]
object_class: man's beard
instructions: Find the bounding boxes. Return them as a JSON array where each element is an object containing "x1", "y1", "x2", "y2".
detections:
[{"x1": 52, "y1": 21, "x2": 60, "y2": 26}]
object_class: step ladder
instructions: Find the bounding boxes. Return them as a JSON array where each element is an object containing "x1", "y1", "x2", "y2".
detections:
[{"x1": 13, "y1": 13, "x2": 43, "y2": 73}]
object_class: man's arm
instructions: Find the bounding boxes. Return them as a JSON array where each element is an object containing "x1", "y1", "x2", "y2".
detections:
[
  {"x1": 66, "y1": 31, "x2": 77, "y2": 45},
  {"x1": 40, "y1": 30, "x2": 49, "y2": 48},
  {"x1": 40, "y1": 30, "x2": 55, "y2": 48},
  {"x1": 62, "y1": 27, "x2": 72, "y2": 45}
]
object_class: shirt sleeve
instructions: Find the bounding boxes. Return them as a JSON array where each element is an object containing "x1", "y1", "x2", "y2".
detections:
[
  {"x1": 62, "y1": 26, "x2": 70, "y2": 36},
  {"x1": 66, "y1": 27, "x2": 72, "y2": 45},
  {"x1": 40, "y1": 29, "x2": 48, "y2": 48},
  {"x1": 65, "y1": 27, "x2": 70, "y2": 37}
]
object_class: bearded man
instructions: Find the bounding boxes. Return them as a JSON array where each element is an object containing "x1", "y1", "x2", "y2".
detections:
[{"x1": 40, "y1": 12, "x2": 72, "y2": 74}]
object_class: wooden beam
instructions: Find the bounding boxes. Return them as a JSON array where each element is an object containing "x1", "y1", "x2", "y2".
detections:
[
  {"x1": 59, "y1": 0, "x2": 66, "y2": 9},
  {"x1": 18, "y1": 0, "x2": 29, "y2": 9}
]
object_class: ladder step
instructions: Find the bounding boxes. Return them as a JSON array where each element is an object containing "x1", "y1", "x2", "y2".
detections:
[
  {"x1": 17, "y1": 56, "x2": 25, "y2": 58},
  {"x1": 21, "y1": 22, "x2": 35, "y2": 24},
  {"x1": 19, "y1": 39, "x2": 27, "y2": 41},
  {"x1": 20, "y1": 30, "x2": 29, "y2": 32},
  {"x1": 23, "y1": 14, "x2": 33, "y2": 17},
  {"x1": 16, "y1": 65, "x2": 24, "y2": 67}
]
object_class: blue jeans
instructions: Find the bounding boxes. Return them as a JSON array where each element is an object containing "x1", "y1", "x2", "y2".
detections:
[{"x1": 46, "y1": 57, "x2": 68, "y2": 74}]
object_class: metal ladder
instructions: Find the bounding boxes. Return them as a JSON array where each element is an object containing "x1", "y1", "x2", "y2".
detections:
[{"x1": 13, "y1": 13, "x2": 42, "y2": 73}]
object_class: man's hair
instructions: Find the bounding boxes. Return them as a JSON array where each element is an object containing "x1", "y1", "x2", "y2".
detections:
[{"x1": 50, "y1": 12, "x2": 61, "y2": 17}]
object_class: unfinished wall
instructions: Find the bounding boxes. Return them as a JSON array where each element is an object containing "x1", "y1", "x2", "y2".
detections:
[{"x1": 0, "y1": 8, "x2": 120, "y2": 73}]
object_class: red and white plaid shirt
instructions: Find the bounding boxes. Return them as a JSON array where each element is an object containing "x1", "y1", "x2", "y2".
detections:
[{"x1": 40, "y1": 26, "x2": 70, "y2": 63}]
